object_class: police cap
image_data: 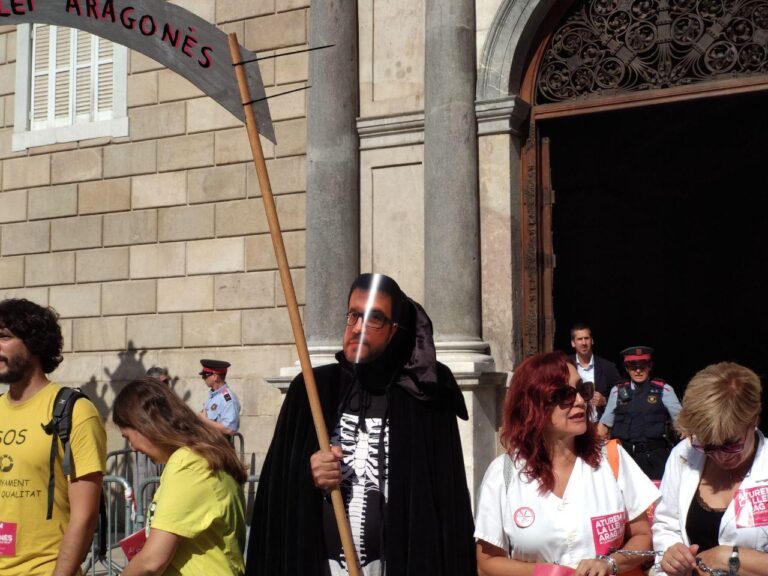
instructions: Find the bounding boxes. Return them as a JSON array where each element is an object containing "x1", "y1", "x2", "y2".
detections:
[
  {"x1": 199, "y1": 359, "x2": 230, "y2": 376},
  {"x1": 620, "y1": 346, "x2": 654, "y2": 362}
]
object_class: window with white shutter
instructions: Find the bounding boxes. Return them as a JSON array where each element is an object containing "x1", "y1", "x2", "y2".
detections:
[{"x1": 13, "y1": 23, "x2": 128, "y2": 151}]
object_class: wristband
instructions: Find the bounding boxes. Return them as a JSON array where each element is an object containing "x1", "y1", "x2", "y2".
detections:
[{"x1": 597, "y1": 554, "x2": 618, "y2": 575}]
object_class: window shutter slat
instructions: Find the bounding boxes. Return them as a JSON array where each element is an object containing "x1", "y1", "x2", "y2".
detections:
[
  {"x1": 55, "y1": 27, "x2": 70, "y2": 67},
  {"x1": 76, "y1": 30, "x2": 91, "y2": 65},
  {"x1": 54, "y1": 71, "x2": 70, "y2": 120},
  {"x1": 33, "y1": 25, "x2": 49, "y2": 69},
  {"x1": 76, "y1": 67, "x2": 91, "y2": 117},
  {"x1": 32, "y1": 76, "x2": 48, "y2": 123},
  {"x1": 98, "y1": 37, "x2": 112, "y2": 60},
  {"x1": 31, "y1": 25, "x2": 50, "y2": 127},
  {"x1": 97, "y1": 61, "x2": 113, "y2": 113}
]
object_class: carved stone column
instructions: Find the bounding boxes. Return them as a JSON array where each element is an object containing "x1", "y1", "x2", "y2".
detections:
[
  {"x1": 424, "y1": 0, "x2": 481, "y2": 346},
  {"x1": 424, "y1": 0, "x2": 498, "y2": 499},
  {"x1": 304, "y1": 1, "x2": 360, "y2": 366}
]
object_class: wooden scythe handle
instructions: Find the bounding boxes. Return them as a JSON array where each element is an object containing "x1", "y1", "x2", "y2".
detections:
[{"x1": 227, "y1": 33, "x2": 361, "y2": 576}]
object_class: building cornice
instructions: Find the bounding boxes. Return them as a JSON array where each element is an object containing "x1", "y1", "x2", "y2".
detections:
[
  {"x1": 356, "y1": 112, "x2": 425, "y2": 150},
  {"x1": 476, "y1": 96, "x2": 530, "y2": 136}
]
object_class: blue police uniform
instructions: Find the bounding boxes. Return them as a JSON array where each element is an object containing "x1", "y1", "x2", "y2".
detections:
[
  {"x1": 203, "y1": 384, "x2": 241, "y2": 433},
  {"x1": 601, "y1": 379, "x2": 681, "y2": 480},
  {"x1": 600, "y1": 345, "x2": 682, "y2": 480}
]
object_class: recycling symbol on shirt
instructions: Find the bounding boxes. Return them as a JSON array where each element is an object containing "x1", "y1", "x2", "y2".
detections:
[{"x1": 0, "y1": 455, "x2": 13, "y2": 473}]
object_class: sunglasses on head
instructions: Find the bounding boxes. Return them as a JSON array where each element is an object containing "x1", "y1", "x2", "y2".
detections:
[
  {"x1": 691, "y1": 432, "x2": 749, "y2": 455},
  {"x1": 550, "y1": 380, "x2": 594, "y2": 409}
]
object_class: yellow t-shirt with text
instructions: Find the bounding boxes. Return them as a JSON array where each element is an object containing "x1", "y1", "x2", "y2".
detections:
[
  {"x1": 148, "y1": 447, "x2": 246, "y2": 576},
  {"x1": 0, "y1": 383, "x2": 107, "y2": 576}
]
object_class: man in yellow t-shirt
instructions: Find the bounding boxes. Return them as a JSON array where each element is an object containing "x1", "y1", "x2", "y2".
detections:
[{"x1": 0, "y1": 299, "x2": 107, "y2": 576}]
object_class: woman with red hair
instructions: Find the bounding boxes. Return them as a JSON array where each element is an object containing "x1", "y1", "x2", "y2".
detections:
[{"x1": 475, "y1": 351, "x2": 659, "y2": 576}]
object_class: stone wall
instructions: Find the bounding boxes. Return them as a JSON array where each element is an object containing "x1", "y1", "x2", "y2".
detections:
[
  {"x1": 0, "y1": 0, "x2": 310, "y2": 473},
  {"x1": 0, "y1": 0, "x2": 518, "y2": 488},
  {"x1": 357, "y1": 0, "x2": 427, "y2": 302}
]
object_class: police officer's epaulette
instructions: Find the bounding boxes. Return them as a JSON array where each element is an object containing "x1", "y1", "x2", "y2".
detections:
[
  {"x1": 221, "y1": 387, "x2": 232, "y2": 401},
  {"x1": 650, "y1": 378, "x2": 666, "y2": 388}
]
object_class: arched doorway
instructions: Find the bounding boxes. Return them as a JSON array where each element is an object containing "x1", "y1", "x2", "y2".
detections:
[{"x1": 514, "y1": 0, "x2": 768, "y2": 414}]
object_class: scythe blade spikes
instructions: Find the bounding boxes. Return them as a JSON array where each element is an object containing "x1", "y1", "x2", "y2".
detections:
[
  {"x1": 244, "y1": 85, "x2": 312, "y2": 106},
  {"x1": 233, "y1": 44, "x2": 335, "y2": 67}
]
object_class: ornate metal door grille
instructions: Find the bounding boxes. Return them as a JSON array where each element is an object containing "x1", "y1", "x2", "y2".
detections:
[{"x1": 536, "y1": 0, "x2": 768, "y2": 104}]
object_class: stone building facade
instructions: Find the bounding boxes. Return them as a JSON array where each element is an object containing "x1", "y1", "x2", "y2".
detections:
[{"x1": 0, "y1": 0, "x2": 567, "y2": 496}]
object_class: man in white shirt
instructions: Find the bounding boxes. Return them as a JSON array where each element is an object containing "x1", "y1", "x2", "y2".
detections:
[{"x1": 569, "y1": 323, "x2": 622, "y2": 421}]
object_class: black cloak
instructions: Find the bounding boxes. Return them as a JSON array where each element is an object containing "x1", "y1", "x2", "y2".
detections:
[{"x1": 245, "y1": 300, "x2": 477, "y2": 575}]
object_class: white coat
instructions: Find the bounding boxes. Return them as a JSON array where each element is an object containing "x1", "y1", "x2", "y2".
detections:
[
  {"x1": 652, "y1": 429, "x2": 768, "y2": 572},
  {"x1": 475, "y1": 445, "x2": 659, "y2": 567}
]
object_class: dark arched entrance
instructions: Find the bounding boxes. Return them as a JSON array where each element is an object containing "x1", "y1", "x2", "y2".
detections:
[
  {"x1": 515, "y1": 0, "x2": 768, "y2": 419},
  {"x1": 546, "y1": 92, "x2": 768, "y2": 406}
]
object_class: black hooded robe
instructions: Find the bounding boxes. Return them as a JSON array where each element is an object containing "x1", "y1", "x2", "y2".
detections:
[{"x1": 244, "y1": 357, "x2": 477, "y2": 576}]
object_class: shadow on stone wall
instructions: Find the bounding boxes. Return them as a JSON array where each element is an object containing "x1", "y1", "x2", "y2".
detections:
[
  {"x1": 82, "y1": 340, "x2": 191, "y2": 421},
  {"x1": 82, "y1": 341, "x2": 192, "y2": 500}
]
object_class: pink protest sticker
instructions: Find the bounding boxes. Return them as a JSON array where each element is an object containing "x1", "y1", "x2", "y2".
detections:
[
  {"x1": 0, "y1": 521, "x2": 17, "y2": 557},
  {"x1": 735, "y1": 485, "x2": 768, "y2": 528},
  {"x1": 591, "y1": 511, "x2": 625, "y2": 555},
  {"x1": 513, "y1": 506, "x2": 535, "y2": 528}
]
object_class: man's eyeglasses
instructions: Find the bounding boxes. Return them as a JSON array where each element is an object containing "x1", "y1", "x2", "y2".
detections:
[
  {"x1": 551, "y1": 380, "x2": 594, "y2": 409},
  {"x1": 201, "y1": 372, "x2": 215, "y2": 379},
  {"x1": 691, "y1": 433, "x2": 749, "y2": 455},
  {"x1": 345, "y1": 311, "x2": 394, "y2": 330}
]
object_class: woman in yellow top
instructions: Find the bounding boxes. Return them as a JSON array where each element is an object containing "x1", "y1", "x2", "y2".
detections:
[{"x1": 113, "y1": 377, "x2": 248, "y2": 576}]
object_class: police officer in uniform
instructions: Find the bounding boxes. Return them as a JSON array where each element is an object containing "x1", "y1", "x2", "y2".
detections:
[
  {"x1": 199, "y1": 359, "x2": 241, "y2": 435},
  {"x1": 598, "y1": 346, "x2": 682, "y2": 480}
]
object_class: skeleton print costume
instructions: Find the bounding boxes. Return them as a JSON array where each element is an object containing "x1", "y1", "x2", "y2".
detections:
[{"x1": 324, "y1": 388, "x2": 389, "y2": 575}]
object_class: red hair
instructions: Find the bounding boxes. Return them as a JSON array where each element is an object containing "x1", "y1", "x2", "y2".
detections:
[{"x1": 500, "y1": 351, "x2": 601, "y2": 493}]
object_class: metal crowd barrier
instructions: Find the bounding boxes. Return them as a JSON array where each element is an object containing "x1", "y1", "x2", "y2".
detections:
[
  {"x1": 230, "y1": 432, "x2": 246, "y2": 463},
  {"x1": 243, "y1": 473, "x2": 260, "y2": 563},
  {"x1": 82, "y1": 474, "x2": 134, "y2": 576},
  {"x1": 135, "y1": 476, "x2": 161, "y2": 527},
  {"x1": 245, "y1": 474, "x2": 260, "y2": 519},
  {"x1": 106, "y1": 448, "x2": 135, "y2": 480}
]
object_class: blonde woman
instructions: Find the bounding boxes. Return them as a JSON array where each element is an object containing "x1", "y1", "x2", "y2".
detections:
[
  {"x1": 113, "y1": 378, "x2": 247, "y2": 576},
  {"x1": 654, "y1": 362, "x2": 768, "y2": 576}
]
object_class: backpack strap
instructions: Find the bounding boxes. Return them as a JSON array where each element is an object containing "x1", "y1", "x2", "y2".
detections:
[
  {"x1": 606, "y1": 438, "x2": 620, "y2": 481},
  {"x1": 41, "y1": 387, "x2": 87, "y2": 520}
]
